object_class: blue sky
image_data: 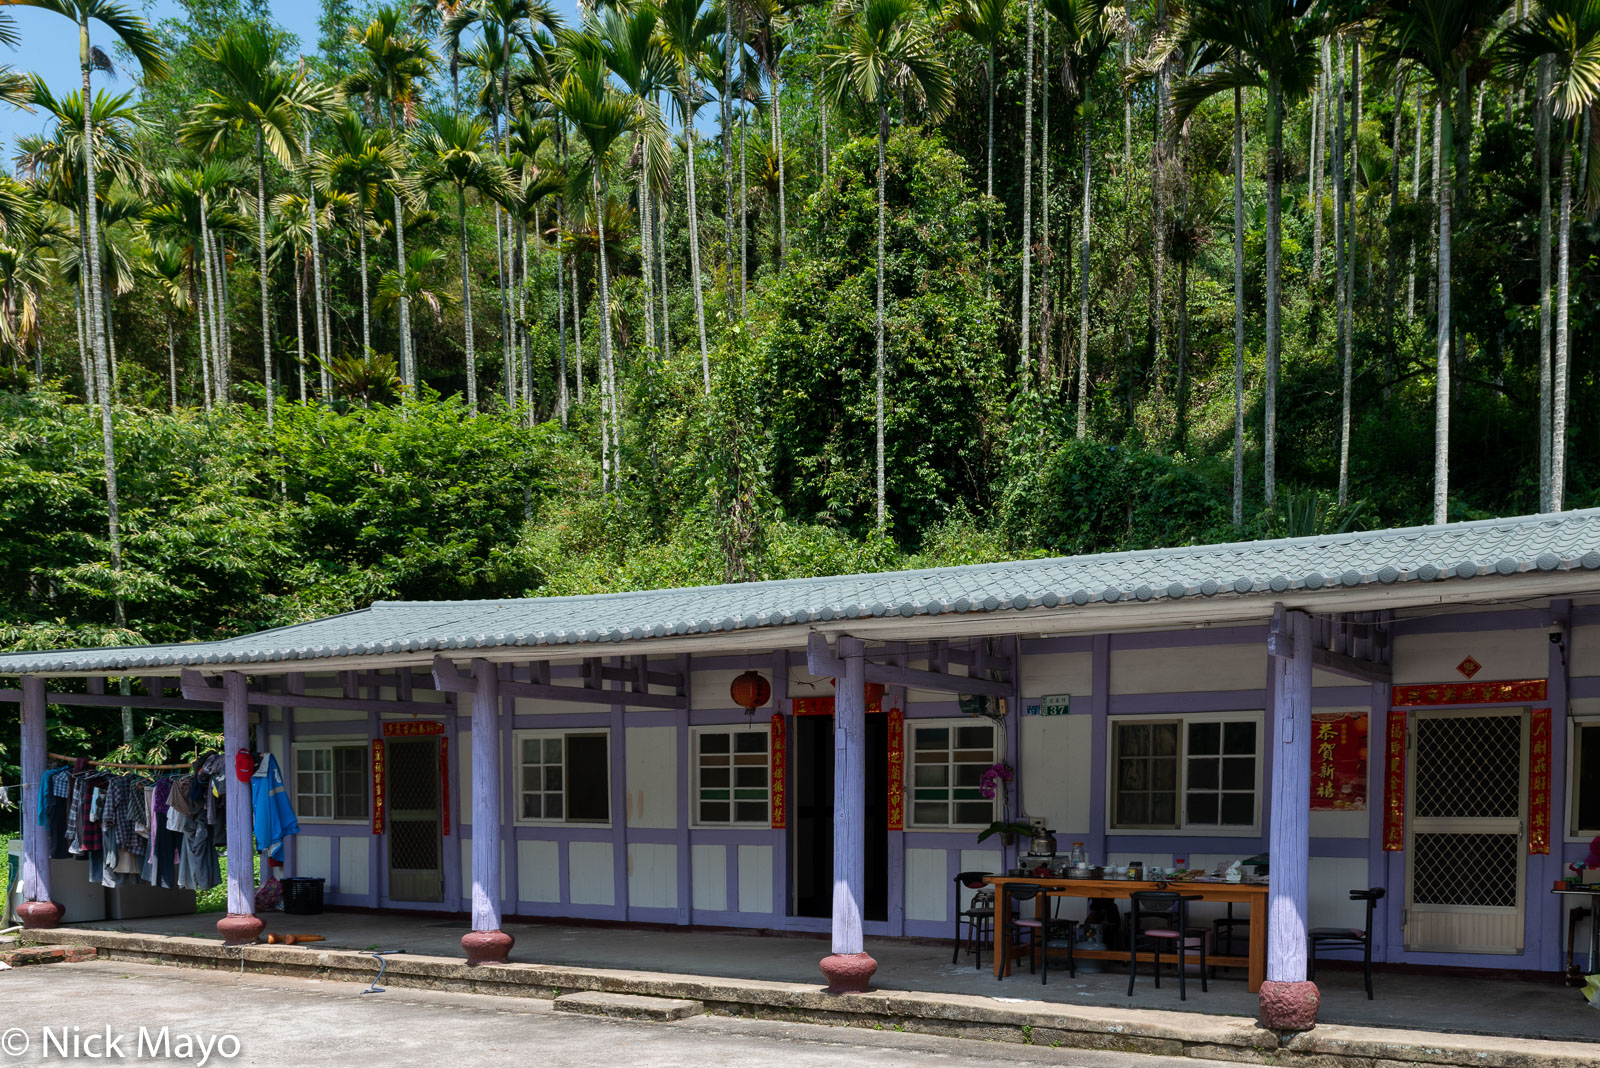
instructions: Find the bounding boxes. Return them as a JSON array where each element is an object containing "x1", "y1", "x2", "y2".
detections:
[{"x1": 0, "y1": 0, "x2": 586, "y2": 160}]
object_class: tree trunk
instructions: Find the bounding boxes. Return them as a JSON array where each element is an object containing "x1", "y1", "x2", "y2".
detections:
[
  {"x1": 985, "y1": 37, "x2": 995, "y2": 293},
  {"x1": 393, "y1": 191, "x2": 413, "y2": 389},
  {"x1": 1551, "y1": 131, "x2": 1572, "y2": 511},
  {"x1": 572, "y1": 253, "x2": 584, "y2": 404},
  {"x1": 1537, "y1": 57, "x2": 1552, "y2": 510},
  {"x1": 773, "y1": 69, "x2": 788, "y2": 266},
  {"x1": 1038, "y1": 18, "x2": 1051, "y2": 382},
  {"x1": 294, "y1": 256, "x2": 306, "y2": 404},
  {"x1": 684, "y1": 84, "x2": 711, "y2": 388},
  {"x1": 1407, "y1": 86, "x2": 1422, "y2": 322},
  {"x1": 1334, "y1": 38, "x2": 1351, "y2": 507},
  {"x1": 640, "y1": 171, "x2": 657, "y2": 346},
  {"x1": 1077, "y1": 80, "x2": 1092, "y2": 440},
  {"x1": 305, "y1": 127, "x2": 330, "y2": 404},
  {"x1": 1312, "y1": 41, "x2": 1326, "y2": 285},
  {"x1": 555, "y1": 201, "x2": 569, "y2": 425},
  {"x1": 1433, "y1": 100, "x2": 1454, "y2": 525},
  {"x1": 1385, "y1": 71, "x2": 1402, "y2": 384},
  {"x1": 658, "y1": 187, "x2": 672, "y2": 361},
  {"x1": 256, "y1": 133, "x2": 275, "y2": 431},
  {"x1": 1264, "y1": 79, "x2": 1283, "y2": 509},
  {"x1": 80, "y1": 38, "x2": 122, "y2": 627},
  {"x1": 358, "y1": 212, "x2": 371, "y2": 356},
  {"x1": 1428, "y1": 101, "x2": 1441, "y2": 316},
  {"x1": 518, "y1": 218, "x2": 530, "y2": 411},
  {"x1": 1149, "y1": 0, "x2": 1168, "y2": 385},
  {"x1": 167, "y1": 309, "x2": 178, "y2": 410},
  {"x1": 102, "y1": 268, "x2": 117, "y2": 399},
  {"x1": 875, "y1": 104, "x2": 889, "y2": 531},
  {"x1": 596, "y1": 174, "x2": 621, "y2": 494},
  {"x1": 740, "y1": 97, "x2": 749, "y2": 316},
  {"x1": 195, "y1": 266, "x2": 212, "y2": 411},
  {"x1": 201, "y1": 202, "x2": 223, "y2": 404},
  {"x1": 1232, "y1": 86, "x2": 1245, "y2": 526},
  {"x1": 495, "y1": 207, "x2": 512, "y2": 406},
  {"x1": 1020, "y1": 0, "x2": 1036, "y2": 383},
  {"x1": 722, "y1": 0, "x2": 735, "y2": 314},
  {"x1": 460, "y1": 191, "x2": 478, "y2": 409}
]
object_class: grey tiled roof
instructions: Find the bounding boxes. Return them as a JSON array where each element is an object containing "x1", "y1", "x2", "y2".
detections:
[{"x1": 5, "y1": 509, "x2": 1600, "y2": 675}]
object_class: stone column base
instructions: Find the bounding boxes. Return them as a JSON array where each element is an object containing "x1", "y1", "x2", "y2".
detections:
[
  {"x1": 819, "y1": 952, "x2": 878, "y2": 994},
  {"x1": 462, "y1": 929, "x2": 514, "y2": 966},
  {"x1": 16, "y1": 899, "x2": 64, "y2": 929},
  {"x1": 1258, "y1": 979, "x2": 1320, "y2": 1032},
  {"x1": 216, "y1": 913, "x2": 264, "y2": 946}
]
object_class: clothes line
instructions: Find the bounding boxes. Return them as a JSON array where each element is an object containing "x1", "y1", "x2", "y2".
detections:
[{"x1": 47, "y1": 752, "x2": 197, "y2": 771}]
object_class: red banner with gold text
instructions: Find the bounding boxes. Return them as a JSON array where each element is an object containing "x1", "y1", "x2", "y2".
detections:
[
  {"x1": 887, "y1": 706, "x2": 905, "y2": 831},
  {"x1": 371, "y1": 738, "x2": 386, "y2": 836},
  {"x1": 1311, "y1": 712, "x2": 1369, "y2": 811},
  {"x1": 1530, "y1": 707, "x2": 1551, "y2": 854},
  {"x1": 440, "y1": 734, "x2": 450, "y2": 837},
  {"x1": 1382, "y1": 711, "x2": 1405, "y2": 850},
  {"x1": 769, "y1": 713, "x2": 787, "y2": 829}
]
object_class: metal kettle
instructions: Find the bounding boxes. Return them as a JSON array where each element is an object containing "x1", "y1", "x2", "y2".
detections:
[{"x1": 1030, "y1": 827, "x2": 1058, "y2": 856}]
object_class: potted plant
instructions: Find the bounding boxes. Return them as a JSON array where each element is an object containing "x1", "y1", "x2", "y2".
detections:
[{"x1": 974, "y1": 762, "x2": 1031, "y2": 846}]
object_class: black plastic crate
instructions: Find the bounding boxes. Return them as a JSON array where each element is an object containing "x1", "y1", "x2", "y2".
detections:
[{"x1": 282, "y1": 877, "x2": 325, "y2": 915}]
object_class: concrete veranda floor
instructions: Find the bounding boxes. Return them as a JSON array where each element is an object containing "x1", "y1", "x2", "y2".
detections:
[{"x1": 68, "y1": 910, "x2": 1600, "y2": 1044}]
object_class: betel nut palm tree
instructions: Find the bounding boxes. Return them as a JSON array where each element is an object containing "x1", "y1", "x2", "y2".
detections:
[
  {"x1": 949, "y1": 0, "x2": 1009, "y2": 292},
  {"x1": 1170, "y1": 0, "x2": 1323, "y2": 514},
  {"x1": 414, "y1": 111, "x2": 511, "y2": 408},
  {"x1": 823, "y1": 0, "x2": 953, "y2": 532},
  {"x1": 182, "y1": 22, "x2": 329, "y2": 432},
  {"x1": 9, "y1": 0, "x2": 166, "y2": 628}
]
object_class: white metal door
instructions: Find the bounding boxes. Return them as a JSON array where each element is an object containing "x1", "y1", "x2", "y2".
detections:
[{"x1": 1404, "y1": 709, "x2": 1527, "y2": 953}]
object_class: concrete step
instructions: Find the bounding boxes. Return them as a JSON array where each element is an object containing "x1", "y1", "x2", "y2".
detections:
[{"x1": 553, "y1": 990, "x2": 704, "y2": 1022}]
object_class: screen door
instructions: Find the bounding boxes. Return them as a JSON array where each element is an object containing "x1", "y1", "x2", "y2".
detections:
[
  {"x1": 386, "y1": 737, "x2": 444, "y2": 903},
  {"x1": 1404, "y1": 709, "x2": 1526, "y2": 954}
]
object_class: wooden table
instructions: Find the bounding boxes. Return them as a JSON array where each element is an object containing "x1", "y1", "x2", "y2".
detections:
[{"x1": 983, "y1": 875, "x2": 1270, "y2": 992}]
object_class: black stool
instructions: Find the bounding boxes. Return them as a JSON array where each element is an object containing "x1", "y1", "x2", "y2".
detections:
[{"x1": 1309, "y1": 887, "x2": 1385, "y2": 999}]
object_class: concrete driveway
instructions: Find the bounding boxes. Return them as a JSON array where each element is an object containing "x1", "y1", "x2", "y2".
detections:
[{"x1": 2, "y1": 960, "x2": 1242, "y2": 1067}]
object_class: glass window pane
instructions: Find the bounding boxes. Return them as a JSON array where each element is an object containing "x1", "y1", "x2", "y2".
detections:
[
  {"x1": 1222, "y1": 757, "x2": 1255, "y2": 790},
  {"x1": 954, "y1": 763, "x2": 984, "y2": 787},
  {"x1": 1118, "y1": 724, "x2": 1148, "y2": 756},
  {"x1": 1187, "y1": 793, "x2": 1219, "y2": 825},
  {"x1": 1119, "y1": 760, "x2": 1147, "y2": 790},
  {"x1": 734, "y1": 766, "x2": 765, "y2": 788},
  {"x1": 914, "y1": 728, "x2": 948, "y2": 751},
  {"x1": 522, "y1": 795, "x2": 540, "y2": 820},
  {"x1": 1151, "y1": 756, "x2": 1177, "y2": 789},
  {"x1": 734, "y1": 801, "x2": 767, "y2": 823},
  {"x1": 1153, "y1": 724, "x2": 1180, "y2": 755},
  {"x1": 735, "y1": 733, "x2": 767, "y2": 754},
  {"x1": 545, "y1": 794, "x2": 563, "y2": 819},
  {"x1": 914, "y1": 765, "x2": 948, "y2": 787},
  {"x1": 1150, "y1": 792, "x2": 1177, "y2": 826},
  {"x1": 1578, "y1": 725, "x2": 1600, "y2": 832},
  {"x1": 956, "y1": 725, "x2": 993, "y2": 749},
  {"x1": 955, "y1": 801, "x2": 993, "y2": 825},
  {"x1": 1188, "y1": 722, "x2": 1221, "y2": 755},
  {"x1": 522, "y1": 738, "x2": 540, "y2": 763},
  {"x1": 525, "y1": 766, "x2": 543, "y2": 791},
  {"x1": 700, "y1": 733, "x2": 730, "y2": 754},
  {"x1": 545, "y1": 766, "x2": 561, "y2": 791},
  {"x1": 913, "y1": 802, "x2": 947, "y2": 825},
  {"x1": 700, "y1": 801, "x2": 729, "y2": 822},
  {"x1": 544, "y1": 737, "x2": 562, "y2": 763},
  {"x1": 1119, "y1": 793, "x2": 1149, "y2": 825},
  {"x1": 1220, "y1": 794, "x2": 1255, "y2": 825},
  {"x1": 1224, "y1": 721, "x2": 1258, "y2": 754},
  {"x1": 565, "y1": 734, "x2": 609, "y2": 822},
  {"x1": 1187, "y1": 758, "x2": 1218, "y2": 790},
  {"x1": 701, "y1": 766, "x2": 729, "y2": 788}
]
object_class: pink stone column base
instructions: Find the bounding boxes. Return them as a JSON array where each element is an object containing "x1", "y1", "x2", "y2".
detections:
[
  {"x1": 462, "y1": 929, "x2": 514, "y2": 966},
  {"x1": 819, "y1": 951, "x2": 878, "y2": 993},
  {"x1": 16, "y1": 900, "x2": 64, "y2": 929},
  {"x1": 216, "y1": 913, "x2": 264, "y2": 946},
  {"x1": 1258, "y1": 979, "x2": 1320, "y2": 1032}
]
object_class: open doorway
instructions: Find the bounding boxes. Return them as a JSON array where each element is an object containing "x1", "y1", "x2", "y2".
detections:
[{"x1": 792, "y1": 714, "x2": 888, "y2": 921}]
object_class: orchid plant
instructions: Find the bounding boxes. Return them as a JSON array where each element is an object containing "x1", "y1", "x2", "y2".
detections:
[{"x1": 974, "y1": 761, "x2": 1030, "y2": 844}]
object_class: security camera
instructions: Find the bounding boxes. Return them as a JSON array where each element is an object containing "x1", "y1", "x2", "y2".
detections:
[{"x1": 1550, "y1": 628, "x2": 1564, "y2": 644}]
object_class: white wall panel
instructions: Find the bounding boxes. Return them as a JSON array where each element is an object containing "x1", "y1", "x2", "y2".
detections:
[
  {"x1": 297, "y1": 836, "x2": 331, "y2": 882},
  {"x1": 1392, "y1": 630, "x2": 1546, "y2": 684},
  {"x1": 338, "y1": 836, "x2": 369, "y2": 896},
  {"x1": 1020, "y1": 652, "x2": 1093, "y2": 700},
  {"x1": 737, "y1": 844, "x2": 773, "y2": 914},
  {"x1": 905, "y1": 848, "x2": 947, "y2": 922},
  {"x1": 627, "y1": 843, "x2": 678, "y2": 909},
  {"x1": 1020, "y1": 713, "x2": 1090, "y2": 835},
  {"x1": 692, "y1": 844, "x2": 727, "y2": 912},
  {"x1": 1308, "y1": 857, "x2": 1370, "y2": 931},
  {"x1": 569, "y1": 841, "x2": 615, "y2": 906},
  {"x1": 1111, "y1": 645, "x2": 1266, "y2": 694},
  {"x1": 626, "y1": 726, "x2": 678, "y2": 829},
  {"x1": 518, "y1": 839, "x2": 560, "y2": 903}
]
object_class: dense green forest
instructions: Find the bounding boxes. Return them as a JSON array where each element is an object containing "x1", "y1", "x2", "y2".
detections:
[{"x1": 0, "y1": 0, "x2": 1597, "y2": 794}]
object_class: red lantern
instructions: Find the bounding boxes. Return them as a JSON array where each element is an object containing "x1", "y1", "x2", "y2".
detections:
[{"x1": 730, "y1": 670, "x2": 772, "y2": 713}]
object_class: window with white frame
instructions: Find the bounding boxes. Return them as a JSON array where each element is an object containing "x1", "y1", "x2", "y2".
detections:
[
  {"x1": 1571, "y1": 720, "x2": 1600, "y2": 837},
  {"x1": 910, "y1": 720, "x2": 998, "y2": 827},
  {"x1": 293, "y1": 742, "x2": 369, "y2": 821},
  {"x1": 516, "y1": 730, "x2": 610, "y2": 823},
  {"x1": 694, "y1": 727, "x2": 769, "y2": 825},
  {"x1": 1110, "y1": 715, "x2": 1260, "y2": 831}
]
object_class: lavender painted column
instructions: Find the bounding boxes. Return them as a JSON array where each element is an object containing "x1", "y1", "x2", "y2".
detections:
[
  {"x1": 463, "y1": 657, "x2": 513, "y2": 965},
  {"x1": 16, "y1": 676, "x2": 61, "y2": 928},
  {"x1": 217, "y1": 671, "x2": 263, "y2": 945},
  {"x1": 820, "y1": 634, "x2": 877, "y2": 992},
  {"x1": 1260, "y1": 607, "x2": 1317, "y2": 1031}
]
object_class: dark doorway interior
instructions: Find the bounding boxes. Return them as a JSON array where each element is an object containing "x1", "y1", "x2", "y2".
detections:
[{"x1": 793, "y1": 714, "x2": 889, "y2": 922}]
